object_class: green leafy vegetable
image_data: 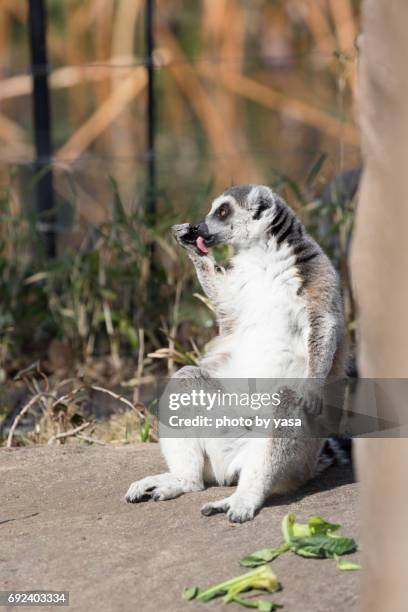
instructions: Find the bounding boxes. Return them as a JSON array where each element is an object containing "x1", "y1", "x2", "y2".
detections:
[
  {"x1": 335, "y1": 559, "x2": 361, "y2": 571},
  {"x1": 183, "y1": 587, "x2": 201, "y2": 601},
  {"x1": 240, "y1": 544, "x2": 289, "y2": 568},
  {"x1": 183, "y1": 565, "x2": 279, "y2": 606},
  {"x1": 292, "y1": 523, "x2": 311, "y2": 537},
  {"x1": 188, "y1": 513, "x2": 360, "y2": 610},
  {"x1": 288, "y1": 534, "x2": 357, "y2": 558},
  {"x1": 232, "y1": 595, "x2": 283, "y2": 610},
  {"x1": 241, "y1": 513, "x2": 359, "y2": 569},
  {"x1": 281, "y1": 513, "x2": 340, "y2": 542},
  {"x1": 307, "y1": 516, "x2": 341, "y2": 535},
  {"x1": 281, "y1": 512, "x2": 296, "y2": 543}
]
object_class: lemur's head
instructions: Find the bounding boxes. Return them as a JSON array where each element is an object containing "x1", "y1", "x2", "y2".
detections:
[{"x1": 193, "y1": 184, "x2": 280, "y2": 254}]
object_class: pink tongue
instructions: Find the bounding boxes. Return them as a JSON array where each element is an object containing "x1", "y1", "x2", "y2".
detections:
[{"x1": 196, "y1": 236, "x2": 209, "y2": 254}]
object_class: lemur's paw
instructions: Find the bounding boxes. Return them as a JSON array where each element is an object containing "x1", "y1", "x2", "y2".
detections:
[
  {"x1": 227, "y1": 498, "x2": 256, "y2": 523},
  {"x1": 171, "y1": 224, "x2": 212, "y2": 258},
  {"x1": 201, "y1": 495, "x2": 257, "y2": 523},
  {"x1": 125, "y1": 474, "x2": 183, "y2": 503},
  {"x1": 171, "y1": 223, "x2": 191, "y2": 244},
  {"x1": 171, "y1": 224, "x2": 199, "y2": 252},
  {"x1": 201, "y1": 498, "x2": 230, "y2": 516}
]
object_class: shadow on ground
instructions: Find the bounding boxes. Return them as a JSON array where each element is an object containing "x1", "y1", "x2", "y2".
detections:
[{"x1": 266, "y1": 463, "x2": 355, "y2": 508}]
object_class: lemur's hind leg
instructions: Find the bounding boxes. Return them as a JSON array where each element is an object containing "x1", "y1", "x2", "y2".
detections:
[
  {"x1": 125, "y1": 366, "x2": 207, "y2": 504},
  {"x1": 201, "y1": 438, "x2": 321, "y2": 522}
]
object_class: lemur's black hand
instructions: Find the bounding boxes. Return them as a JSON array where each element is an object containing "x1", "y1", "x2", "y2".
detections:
[{"x1": 171, "y1": 224, "x2": 207, "y2": 256}]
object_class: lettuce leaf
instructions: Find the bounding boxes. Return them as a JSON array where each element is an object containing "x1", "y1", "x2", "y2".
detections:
[
  {"x1": 240, "y1": 544, "x2": 290, "y2": 568},
  {"x1": 288, "y1": 534, "x2": 357, "y2": 558}
]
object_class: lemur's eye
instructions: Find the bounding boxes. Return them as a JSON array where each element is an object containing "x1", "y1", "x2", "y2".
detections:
[{"x1": 217, "y1": 203, "x2": 230, "y2": 220}]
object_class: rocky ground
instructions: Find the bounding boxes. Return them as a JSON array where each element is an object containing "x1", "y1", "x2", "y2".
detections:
[{"x1": 1, "y1": 444, "x2": 360, "y2": 611}]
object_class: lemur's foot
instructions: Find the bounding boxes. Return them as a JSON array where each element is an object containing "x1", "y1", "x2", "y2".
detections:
[
  {"x1": 125, "y1": 474, "x2": 184, "y2": 502},
  {"x1": 125, "y1": 473, "x2": 203, "y2": 503},
  {"x1": 201, "y1": 494, "x2": 257, "y2": 523}
]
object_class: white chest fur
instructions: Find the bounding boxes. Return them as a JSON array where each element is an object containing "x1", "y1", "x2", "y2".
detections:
[{"x1": 205, "y1": 242, "x2": 311, "y2": 378}]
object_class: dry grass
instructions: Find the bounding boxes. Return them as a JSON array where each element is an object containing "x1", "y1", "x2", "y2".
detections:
[{"x1": 2, "y1": 362, "x2": 157, "y2": 448}]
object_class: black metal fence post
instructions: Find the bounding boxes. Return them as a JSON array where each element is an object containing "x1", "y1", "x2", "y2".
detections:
[
  {"x1": 145, "y1": 0, "x2": 156, "y2": 220},
  {"x1": 28, "y1": 0, "x2": 56, "y2": 257}
]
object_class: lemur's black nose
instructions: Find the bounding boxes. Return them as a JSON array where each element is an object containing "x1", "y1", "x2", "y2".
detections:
[{"x1": 196, "y1": 221, "x2": 211, "y2": 239}]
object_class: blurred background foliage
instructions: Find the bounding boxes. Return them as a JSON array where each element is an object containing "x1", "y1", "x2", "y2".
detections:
[{"x1": 0, "y1": 0, "x2": 361, "y2": 389}]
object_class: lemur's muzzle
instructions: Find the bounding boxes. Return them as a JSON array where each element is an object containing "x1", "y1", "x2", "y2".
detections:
[
  {"x1": 177, "y1": 220, "x2": 217, "y2": 255},
  {"x1": 196, "y1": 220, "x2": 220, "y2": 252},
  {"x1": 196, "y1": 221, "x2": 210, "y2": 239}
]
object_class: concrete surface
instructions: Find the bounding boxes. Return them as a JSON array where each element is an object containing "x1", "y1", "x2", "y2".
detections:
[{"x1": 1, "y1": 445, "x2": 360, "y2": 612}]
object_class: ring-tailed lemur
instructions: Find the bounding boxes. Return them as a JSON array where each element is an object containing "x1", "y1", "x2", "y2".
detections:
[{"x1": 126, "y1": 185, "x2": 347, "y2": 522}]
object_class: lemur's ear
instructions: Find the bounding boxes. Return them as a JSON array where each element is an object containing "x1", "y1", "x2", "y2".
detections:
[{"x1": 252, "y1": 196, "x2": 271, "y2": 220}]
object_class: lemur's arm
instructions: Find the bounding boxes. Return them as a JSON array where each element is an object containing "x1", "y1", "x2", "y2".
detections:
[
  {"x1": 187, "y1": 251, "x2": 223, "y2": 304},
  {"x1": 307, "y1": 313, "x2": 339, "y2": 379}
]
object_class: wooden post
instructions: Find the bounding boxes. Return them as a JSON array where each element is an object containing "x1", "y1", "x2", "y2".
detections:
[{"x1": 351, "y1": 2, "x2": 408, "y2": 610}]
